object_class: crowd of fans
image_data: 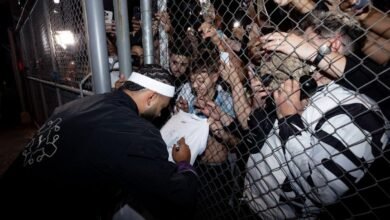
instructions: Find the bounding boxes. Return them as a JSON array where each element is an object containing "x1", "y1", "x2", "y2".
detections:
[{"x1": 106, "y1": 0, "x2": 389, "y2": 219}]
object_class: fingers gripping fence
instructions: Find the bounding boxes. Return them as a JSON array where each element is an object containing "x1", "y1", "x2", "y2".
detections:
[{"x1": 156, "y1": 0, "x2": 390, "y2": 219}]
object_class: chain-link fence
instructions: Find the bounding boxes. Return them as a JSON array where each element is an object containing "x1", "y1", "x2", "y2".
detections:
[
  {"x1": 17, "y1": 0, "x2": 92, "y2": 124},
  {"x1": 20, "y1": 0, "x2": 91, "y2": 85},
  {"x1": 142, "y1": 0, "x2": 390, "y2": 219},
  {"x1": 46, "y1": 0, "x2": 90, "y2": 88},
  {"x1": 15, "y1": 0, "x2": 390, "y2": 219}
]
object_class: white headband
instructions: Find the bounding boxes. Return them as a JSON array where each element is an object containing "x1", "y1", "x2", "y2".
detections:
[{"x1": 128, "y1": 72, "x2": 175, "y2": 97}]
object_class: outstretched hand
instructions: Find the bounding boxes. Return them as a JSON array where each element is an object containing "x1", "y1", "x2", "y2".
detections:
[
  {"x1": 114, "y1": 74, "x2": 126, "y2": 89},
  {"x1": 260, "y1": 32, "x2": 317, "y2": 61},
  {"x1": 155, "y1": 11, "x2": 172, "y2": 33},
  {"x1": 198, "y1": 22, "x2": 220, "y2": 45},
  {"x1": 196, "y1": 98, "x2": 221, "y2": 120}
]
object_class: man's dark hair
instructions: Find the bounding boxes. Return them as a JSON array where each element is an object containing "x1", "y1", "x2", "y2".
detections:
[
  {"x1": 121, "y1": 64, "x2": 174, "y2": 91},
  {"x1": 300, "y1": 10, "x2": 366, "y2": 55},
  {"x1": 190, "y1": 49, "x2": 219, "y2": 76},
  {"x1": 170, "y1": 41, "x2": 192, "y2": 58}
]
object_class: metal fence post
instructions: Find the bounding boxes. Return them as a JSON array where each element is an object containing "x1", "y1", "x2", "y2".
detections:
[
  {"x1": 113, "y1": 0, "x2": 132, "y2": 78},
  {"x1": 140, "y1": 0, "x2": 154, "y2": 64},
  {"x1": 158, "y1": 0, "x2": 169, "y2": 69},
  {"x1": 84, "y1": 0, "x2": 111, "y2": 94}
]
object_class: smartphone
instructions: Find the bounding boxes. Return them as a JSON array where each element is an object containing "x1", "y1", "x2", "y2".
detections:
[
  {"x1": 299, "y1": 75, "x2": 317, "y2": 100},
  {"x1": 104, "y1": 10, "x2": 113, "y2": 24},
  {"x1": 133, "y1": 6, "x2": 141, "y2": 20},
  {"x1": 220, "y1": 52, "x2": 229, "y2": 64}
]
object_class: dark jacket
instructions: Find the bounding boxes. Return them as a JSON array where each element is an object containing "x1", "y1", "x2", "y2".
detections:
[
  {"x1": 337, "y1": 55, "x2": 390, "y2": 119},
  {"x1": 0, "y1": 90, "x2": 198, "y2": 220}
]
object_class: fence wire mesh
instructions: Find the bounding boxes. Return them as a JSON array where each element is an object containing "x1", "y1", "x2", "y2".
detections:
[
  {"x1": 131, "y1": 0, "x2": 390, "y2": 219},
  {"x1": 16, "y1": 0, "x2": 390, "y2": 219},
  {"x1": 17, "y1": 0, "x2": 91, "y2": 124},
  {"x1": 19, "y1": 0, "x2": 90, "y2": 89}
]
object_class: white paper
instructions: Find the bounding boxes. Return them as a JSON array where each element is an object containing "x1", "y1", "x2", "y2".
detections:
[{"x1": 160, "y1": 111, "x2": 209, "y2": 165}]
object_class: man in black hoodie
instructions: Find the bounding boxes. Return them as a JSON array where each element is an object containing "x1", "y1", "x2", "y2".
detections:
[{"x1": 0, "y1": 65, "x2": 198, "y2": 220}]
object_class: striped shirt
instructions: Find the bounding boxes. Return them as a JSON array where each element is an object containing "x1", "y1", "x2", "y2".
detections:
[{"x1": 244, "y1": 82, "x2": 389, "y2": 219}]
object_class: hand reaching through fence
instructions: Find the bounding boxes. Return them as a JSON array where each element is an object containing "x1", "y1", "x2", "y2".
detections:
[
  {"x1": 114, "y1": 74, "x2": 126, "y2": 89},
  {"x1": 175, "y1": 96, "x2": 189, "y2": 113},
  {"x1": 198, "y1": 22, "x2": 220, "y2": 45},
  {"x1": 195, "y1": 98, "x2": 234, "y2": 127},
  {"x1": 260, "y1": 30, "x2": 349, "y2": 79},
  {"x1": 260, "y1": 32, "x2": 317, "y2": 61},
  {"x1": 274, "y1": 0, "x2": 316, "y2": 13},
  {"x1": 154, "y1": 11, "x2": 172, "y2": 34},
  {"x1": 219, "y1": 61, "x2": 251, "y2": 129},
  {"x1": 324, "y1": 0, "x2": 341, "y2": 11}
]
